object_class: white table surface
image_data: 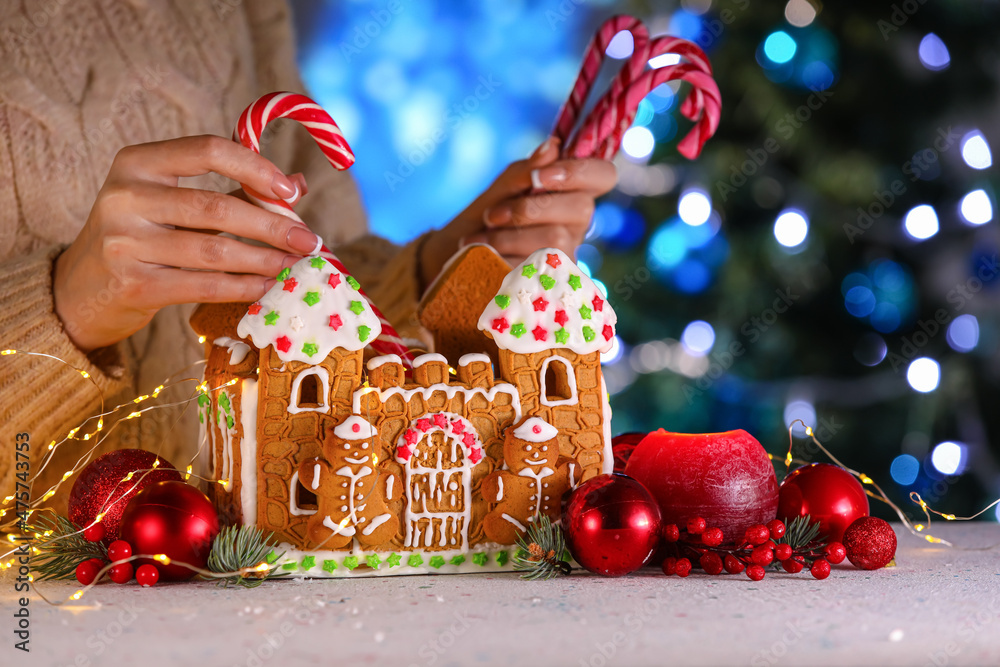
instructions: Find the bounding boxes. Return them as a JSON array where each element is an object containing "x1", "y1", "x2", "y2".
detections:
[{"x1": 3, "y1": 524, "x2": 999, "y2": 667}]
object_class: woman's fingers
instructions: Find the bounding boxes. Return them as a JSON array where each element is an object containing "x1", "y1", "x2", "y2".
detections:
[
  {"x1": 131, "y1": 228, "x2": 301, "y2": 277},
  {"x1": 483, "y1": 192, "x2": 595, "y2": 231},
  {"x1": 529, "y1": 158, "x2": 618, "y2": 195},
  {"x1": 135, "y1": 265, "x2": 275, "y2": 310}
]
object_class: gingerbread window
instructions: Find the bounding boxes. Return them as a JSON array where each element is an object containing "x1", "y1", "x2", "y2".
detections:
[
  {"x1": 289, "y1": 367, "x2": 330, "y2": 414},
  {"x1": 539, "y1": 356, "x2": 577, "y2": 406},
  {"x1": 289, "y1": 471, "x2": 318, "y2": 516}
]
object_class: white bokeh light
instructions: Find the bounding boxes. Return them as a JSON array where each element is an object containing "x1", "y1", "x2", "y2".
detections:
[
  {"x1": 649, "y1": 53, "x2": 681, "y2": 68},
  {"x1": 903, "y1": 205, "x2": 939, "y2": 240},
  {"x1": 600, "y1": 335, "x2": 624, "y2": 365},
  {"x1": 907, "y1": 357, "x2": 941, "y2": 393},
  {"x1": 931, "y1": 441, "x2": 966, "y2": 476},
  {"x1": 621, "y1": 127, "x2": 655, "y2": 160},
  {"x1": 784, "y1": 0, "x2": 817, "y2": 27},
  {"x1": 784, "y1": 400, "x2": 817, "y2": 434},
  {"x1": 605, "y1": 30, "x2": 634, "y2": 59},
  {"x1": 946, "y1": 314, "x2": 979, "y2": 353},
  {"x1": 773, "y1": 209, "x2": 809, "y2": 248},
  {"x1": 678, "y1": 189, "x2": 712, "y2": 226},
  {"x1": 681, "y1": 320, "x2": 715, "y2": 356},
  {"x1": 959, "y1": 189, "x2": 993, "y2": 225},
  {"x1": 918, "y1": 33, "x2": 950, "y2": 71},
  {"x1": 961, "y1": 131, "x2": 993, "y2": 170}
]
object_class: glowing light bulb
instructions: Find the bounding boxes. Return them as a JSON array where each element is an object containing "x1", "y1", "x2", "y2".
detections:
[
  {"x1": 906, "y1": 357, "x2": 940, "y2": 393},
  {"x1": 959, "y1": 189, "x2": 993, "y2": 225},
  {"x1": 681, "y1": 321, "x2": 715, "y2": 356},
  {"x1": 961, "y1": 131, "x2": 992, "y2": 170},
  {"x1": 621, "y1": 127, "x2": 655, "y2": 160},
  {"x1": 903, "y1": 205, "x2": 938, "y2": 240},
  {"x1": 773, "y1": 209, "x2": 809, "y2": 248},
  {"x1": 678, "y1": 189, "x2": 712, "y2": 226}
]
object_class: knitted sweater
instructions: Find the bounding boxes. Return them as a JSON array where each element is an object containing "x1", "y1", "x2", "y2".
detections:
[{"x1": 0, "y1": 0, "x2": 425, "y2": 513}]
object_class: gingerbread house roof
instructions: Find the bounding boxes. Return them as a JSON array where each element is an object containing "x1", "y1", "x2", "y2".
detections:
[
  {"x1": 236, "y1": 256, "x2": 382, "y2": 364},
  {"x1": 477, "y1": 247, "x2": 616, "y2": 355}
]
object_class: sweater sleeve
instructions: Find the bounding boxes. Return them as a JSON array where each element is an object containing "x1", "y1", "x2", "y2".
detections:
[{"x1": 0, "y1": 246, "x2": 132, "y2": 506}]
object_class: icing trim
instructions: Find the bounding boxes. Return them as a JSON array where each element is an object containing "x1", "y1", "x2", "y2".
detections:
[
  {"x1": 538, "y1": 356, "x2": 578, "y2": 407},
  {"x1": 512, "y1": 417, "x2": 558, "y2": 443},
  {"x1": 600, "y1": 374, "x2": 613, "y2": 475},
  {"x1": 288, "y1": 367, "x2": 331, "y2": 415},
  {"x1": 501, "y1": 513, "x2": 527, "y2": 532},
  {"x1": 214, "y1": 337, "x2": 251, "y2": 365},
  {"x1": 354, "y1": 383, "x2": 522, "y2": 424},
  {"x1": 289, "y1": 471, "x2": 318, "y2": 516},
  {"x1": 334, "y1": 415, "x2": 379, "y2": 440},
  {"x1": 239, "y1": 379, "x2": 258, "y2": 526},
  {"x1": 457, "y1": 353, "x2": 491, "y2": 367},
  {"x1": 412, "y1": 353, "x2": 448, "y2": 367},
  {"x1": 367, "y1": 354, "x2": 403, "y2": 370}
]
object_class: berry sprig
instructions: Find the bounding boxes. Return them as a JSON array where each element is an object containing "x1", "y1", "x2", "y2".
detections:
[{"x1": 660, "y1": 516, "x2": 846, "y2": 581}]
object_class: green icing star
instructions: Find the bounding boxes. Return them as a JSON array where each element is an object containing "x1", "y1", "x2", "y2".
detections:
[
  {"x1": 510, "y1": 323, "x2": 526, "y2": 338},
  {"x1": 521, "y1": 264, "x2": 537, "y2": 278},
  {"x1": 386, "y1": 553, "x2": 402, "y2": 568},
  {"x1": 358, "y1": 325, "x2": 372, "y2": 342},
  {"x1": 429, "y1": 556, "x2": 446, "y2": 569},
  {"x1": 568, "y1": 274, "x2": 582, "y2": 290},
  {"x1": 302, "y1": 342, "x2": 319, "y2": 357},
  {"x1": 226, "y1": 415, "x2": 235, "y2": 430},
  {"x1": 281, "y1": 562, "x2": 297, "y2": 571},
  {"x1": 264, "y1": 310, "x2": 279, "y2": 326},
  {"x1": 449, "y1": 555, "x2": 466, "y2": 566},
  {"x1": 407, "y1": 554, "x2": 424, "y2": 567},
  {"x1": 366, "y1": 554, "x2": 382, "y2": 569},
  {"x1": 197, "y1": 411, "x2": 204, "y2": 424},
  {"x1": 276, "y1": 267, "x2": 290, "y2": 281},
  {"x1": 303, "y1": 291, "x2": 321, "y2": 307},
  {"x1": 539, "y1": 275, "x2": 556, "y2": 290},
  {"x1": 346, "y1": 275, "x2": 360, "y2": 290},
  {"x1": 300, "y1": 555, "x2": 316, "y2": 571},
  {"x1": 496, "y1": 551, "x2": 509, "y2": 566},
  {"x1": 494, "y1": 294, "x2": 510, "y2": 309},
  {"x1": 322, "y1": 559, "x2": 338, "y2": 573},
  {"x1": 582, "y1": 326, "x2": 596, "y2": 342},
  {"x1": 472, "y1": 553, "x2": 488, "y2": 567},
  {"x1": 197, "y1": 393, "x2": 209, "y2": 408},
  {"x1": 579, "y1": 304, "x2": 592, "y2": 320},
  {"x1": 266, "y1": 551, "x2": 279, "y2": 564},
  {"x1": 349, "y1": 300, "x2": 364, "y2": 315},
  {"x1": 342, "y1": 556, "x2": 359, "y2": 571},
  {"x1": 554, "y1": 328, "x2": 569, "y2": 344},
  {"x1": 310, "y1": 257, "x2": 327, "y2": 269},
  {"x1": 218, "y1": 392, "x2": 230, "y2": 410}
]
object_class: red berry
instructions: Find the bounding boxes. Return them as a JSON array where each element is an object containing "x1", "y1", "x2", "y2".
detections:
[
  {"x1": 744, "y1": 524, "x2": 770, "y2": 546},
  {"x1": 724, "y1": 554, "x2": 745, "y2": 574},
  {"x1": 109, "y1": 562, "x2": 134, "y2": 584},
  {"x1": 662, "y1": 524, "x2": 680, "y2": 542},
  {"x1": 746, "y1": 564, "x2": 766, "y2": 581},
  {"x1": 774, "y1": 543, "x2": 793, "y2": 561},
  {"x1": 782, "y1": 558, "x2": 804, "y2": 574},
  {"x1": 687, "y1": 517, "x2": 707, "y2": 535},
  {"x1": 136, "y1": 564, "x2": 160, "y2": 588},
  {"x1": 675, "y1": 558, "x2": 692, "y2": 577},
  {"x1": 701, "y1": 527, "x2": 724, "y2": 547},
  {"x1": 661, "y1": 557, "x2": 677, "y2": 576},
  {"x1": 825, "y1": 542, "x2": 846, "y2": 565},
  {"x1": 750, "y1": 544, "x2": 774, "y2": 566},
  {"x1": 75, "y1": 559, "x2": 102, "y2": 586},
  {"x1": 107, "y1": 540, "x2": 132, "y2": 563},
  {"x1": 767, "y1": 519, "x2": 786, "y2": 540},
  {"x1": 699, "y1": 552, "x2": 724, "y2": 575},
  {"x1": 83, "y1": 522, "x2": 106, "y2": 543},
  {"x1": 811, "y1": 559, "x2": 831, "y2": 580}
]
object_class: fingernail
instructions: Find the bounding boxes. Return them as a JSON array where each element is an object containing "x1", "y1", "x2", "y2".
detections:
[
  {"x1": 292, "y1": 173, "x2": 309, "y2": 195},
  {"x1": 281, "y1": 182, "x2": 299, "y2": 205},
  {"x1": 531, "y1": 137, "x2": 554, "y2": 159},
  {"x1": 537, "y1": 165, "x2": 567, "y2": 186},
  {"x1": 288, "y1": 227, "x2": 322, "y2": 254},
  {"x1": 271, "y1": 172, "x2": 297, "y2": 198},
  {"x1": 484, "y1": 206, "x2": 512, "y2": 227},
  {"x1": 281, "y1": 254, "x2": 301, "y2": 269},
  {"x1": 530, "y1": 168, "x2": 544, "y2": 190},
  {"x1": 262, "y1": 278, "x2": 276, "y2": 292}
]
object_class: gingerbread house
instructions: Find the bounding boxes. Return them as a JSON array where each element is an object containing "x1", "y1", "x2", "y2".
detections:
[{"x1": 190, "y1": 246, "x2": 617, "y2": 576}]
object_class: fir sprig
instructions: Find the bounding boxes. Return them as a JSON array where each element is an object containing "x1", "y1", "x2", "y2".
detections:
[
  {"x1": 206, "y1": 525, "x2": 286, "y2": 588},
  {"x1": 775, "y1": 515, "x2": 826, "y2": 551},
  {"x1": 25, "y1": 512, "x2": 107, "y2": 581},
  {"x1": 513, "y1": 515, "x2": 572, "y2": 580}
]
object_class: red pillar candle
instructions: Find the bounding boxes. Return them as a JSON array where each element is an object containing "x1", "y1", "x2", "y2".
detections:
[{"x1": 624, "y1": 429, "x2": 779, "y2": 542}]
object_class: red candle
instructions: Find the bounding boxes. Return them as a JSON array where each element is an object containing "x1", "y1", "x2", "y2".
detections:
[{"x1": 624, "y1": 429, "x2": 779, "y2": 542}]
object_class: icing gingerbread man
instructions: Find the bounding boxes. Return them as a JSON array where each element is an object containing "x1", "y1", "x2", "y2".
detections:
[
  {"x1": 481, "y1": 417, "x2": 578, "y2": 545},
  {"x1": 301, "y1": 415, "x2": 401, "y2": 549}
]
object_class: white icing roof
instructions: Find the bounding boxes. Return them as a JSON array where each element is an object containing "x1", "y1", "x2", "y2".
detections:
[
  {"x1": 333, "y1": 415, "x2": 379, "y2": 440},
  {"x1": 477, "y1": 248, "x2": 617, "y2": 355},
  {"x1": 513, "y1": 417, "x2": 558, "y2": 443},
  {"x1": 236, "y1": 256, "x2": 382, "y2": 364},
  {"x1": 412, "y1": 353, "x2": 448, "y2": 367},
  {"x1": 367, "y1": 354, "x2": 402, "y2": 370},
  {"x1": 458, "y1": 353, "x2": 491, "y2": 367}
]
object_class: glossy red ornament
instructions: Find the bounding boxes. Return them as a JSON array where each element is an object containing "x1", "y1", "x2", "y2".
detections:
[
  {"x1": 68, "y1": 450, "x2": 182, "y2": 542},
  {"x1": 562, "y1": 473, "x2": 661, "y2": 577},
  {"x1": 777, "y1": 463, "x2": 869, "y2": 544},
  {"x1": 611, "y1": 432, "x2": 647, "y2": 472},
  {"x1": 843, "y1": 517, "x2": 897, "y2": 570},
  {"x1": 109, "y1": 562, "x2": 134, "y2": 584},
  {"x1": 136, "y1": 564, "x2": 160, "y2": 587},
  {"x1": 624, "y1": 429, "x2": 779, "y2": 542},
  {"x1": 120, "y1": 481, "x2": 220, "y2": 581}
]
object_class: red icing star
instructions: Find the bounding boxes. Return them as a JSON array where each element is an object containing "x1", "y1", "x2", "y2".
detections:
[
  {"x1": 603, "y1": 324, "x2": 614, "y2": 341},
  {"x1": 328, "y1": 273, "x2": 341, "y2": 289},
  {"x1": 432, "y1": 413, "x2": 448, "y2": 429},
  {"x1": 532, "y1": 326, "x2": 547, "y2": 342},
  {"x1": 282, "y1": 278, "x2": 298, "y2": 292},
  {"x1": 403, "y1": 429, "x2": 418, "y2": 446},
  {"x1": 416, "y1": 418, "x2": 431, "y2": 433},
  {"x1": 328, "y1": 314, "x2": 343, "y2": 330},
  {"x1": 469, "y1": 448, "x2": 483, "y2": 464},
  {"x1": 554, "y1": 310, "x2": 568, "y2": 327},
  {"x1": 450, "y1": 419, "x2": 465, "y2": 434},
  {"x1": 592, "y1": 295, "x2": 604, "y2": 312},
  {"x1": 462, "y1": 432, "x2": 476, "y2": 448},
  {"x1": 546, "y1": 253, "x2": 561, "y2": 268},
  {"x1": 532, "y1": 297, "x2": 549, "y2": 312},
  {"x1": 492, "y1": 317, "x2": 509, "y2": 333},
  {"x1": 247, "y1": 302, "x2": 262, "y2": 315},
  {"x1": 275, "y1": 336, "x2": 291, "y2": 353},
  {"x1": 397, "y1": 447, "x2": 413, "y2": 462}
]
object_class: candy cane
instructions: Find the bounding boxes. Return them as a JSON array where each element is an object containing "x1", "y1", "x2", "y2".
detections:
[{"x1": 234, "y1": 92, "x2": 414, "y2": 366}]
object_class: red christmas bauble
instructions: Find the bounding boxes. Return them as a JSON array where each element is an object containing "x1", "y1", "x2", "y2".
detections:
[
  {"x1": 777, "y1": 463, "x2": 869, "y2": 544},
  {"x1": 562, "y1": 473, "x2": 662, "y2": 577},
  {"x1": 68, "y1": 450, "x2": 182, "y2": 542},
  {"x1": 611, "y1": 432, "x2": 648, "y2": 472},
  {"x1": 624, "y1": 429, "x2": 779, "y2": 542},
  {"x1": 843, "y1": 516, "x2": 897, "y2": 570},
  {"x1": 120, "y1": 481, "x2": 219, "y2": 581}
]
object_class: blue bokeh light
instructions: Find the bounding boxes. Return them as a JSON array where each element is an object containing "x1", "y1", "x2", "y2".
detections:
[
  {"x1": 890, "y1": 454, "x2": 920, "y2": 486},
  {"x1": 763, "y1": 31, "x2": 798, "y2": 64}
]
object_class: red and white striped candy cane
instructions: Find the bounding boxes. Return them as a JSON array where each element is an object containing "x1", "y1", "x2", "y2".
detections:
[{"x1": 234, "y1": 91, "x2": 414, "y2": 367}]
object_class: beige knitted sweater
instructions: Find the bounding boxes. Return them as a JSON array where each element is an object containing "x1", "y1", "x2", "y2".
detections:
[{"x1": 0, "y1": 0, "x2": 425, "y2": 514}]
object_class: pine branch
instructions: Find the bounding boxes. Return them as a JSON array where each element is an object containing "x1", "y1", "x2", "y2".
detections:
[
  {"x1": 513, "y1": 515, "x2": 571, "y2": 580},
  {"x1": 775, "y1": 514, "x2": 826, "y2": 551},
  {"x1": 26, "y1": 512, "x2": 107, "y2": 581},
  {"x1": 206, "y1": 525, "x2": 286, "y2": 588}
]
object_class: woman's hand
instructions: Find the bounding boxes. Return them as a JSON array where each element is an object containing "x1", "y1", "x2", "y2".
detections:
[
  {"x1": 419, "y1": 138, "x2": 617, "y2": 287},
  {"x1": 53, "y1": 135, "x2": 315, "y2": 352}
]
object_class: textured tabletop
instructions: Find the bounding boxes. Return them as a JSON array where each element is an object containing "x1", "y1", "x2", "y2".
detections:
[{"x1": 3, "y1": 524, "x2": 999, "y2": 667}]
